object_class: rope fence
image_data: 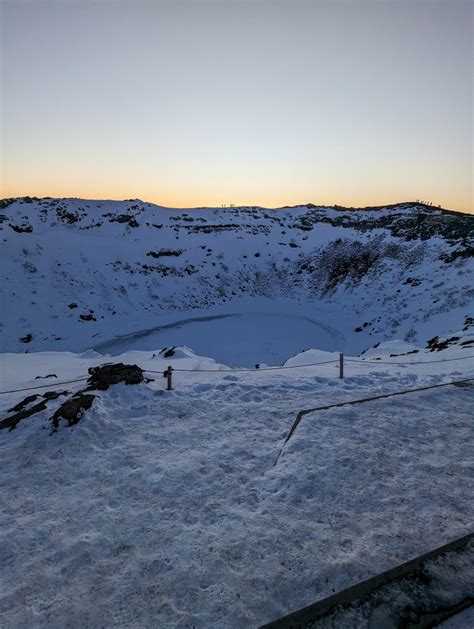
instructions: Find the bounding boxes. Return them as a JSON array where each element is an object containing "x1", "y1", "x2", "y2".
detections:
[
  {"x1": 151, "y1": 352, "x2": 474, "y2": 390},
  {"x1": 346, "y1": 354, "x2": 474, "y2": 365},
  {"x1": 146, "y1": 358, "x2": 340, "y2": 374},
  {"x1": 0, "y1": 354, "x2": 473, "y2": 396},
  {"x1": 0, "y1": 377, "x2": 88, "y2": 396},
  {"x1": 148, "y1": 353, "x2": 474, "y2": 373}
]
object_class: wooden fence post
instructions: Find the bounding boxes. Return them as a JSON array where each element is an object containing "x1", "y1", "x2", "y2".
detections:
[
  {"x1": 166, "y1": 366, "x2": 173, "y2": 390},
  {"x1": 339, "y1": 353, "x2": 344, "y2": 379}
]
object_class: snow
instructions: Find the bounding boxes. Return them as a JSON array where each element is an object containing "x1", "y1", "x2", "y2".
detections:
[
  {"x1": 1, "y1": 198, "x2": 472, "y2": 625},
  {"x1": 1, "y1": 198, "x2": 472, "y2": 361},
  {"x1": 91, "y1": 311, "x2": 343, "y2": 366},
  {"x1": 360, "y1": 340, "x2": 422, "y2": 359},
  {"x1": 1, "y1": 341, "x2": 473, "y2": 627}
]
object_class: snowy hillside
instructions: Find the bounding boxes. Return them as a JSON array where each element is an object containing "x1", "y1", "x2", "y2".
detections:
[{"x1": 1, "y1": 197, "x2": 473, "y2": 364}]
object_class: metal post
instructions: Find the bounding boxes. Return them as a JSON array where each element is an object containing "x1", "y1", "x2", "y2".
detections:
[
  {"x1": 339, "y1": 353, "x2": 344, "y2": 379},
  {"x1": 166, "y1": 366, "x2": 173, "y2": 390}
]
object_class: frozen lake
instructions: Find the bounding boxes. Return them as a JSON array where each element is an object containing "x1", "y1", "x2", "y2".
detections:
[{"x1": 92, "y1": 312, "x2": 344, "y2": 366}]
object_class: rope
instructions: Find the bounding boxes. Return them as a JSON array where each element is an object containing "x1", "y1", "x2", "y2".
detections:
[
  {"x1": 144, "y1": 354, "x2": 474, "y2": 373},
  {"x1": 145, "y1": 359, "x2": 340, "y2": 374},
  {"x1": 346, "y1": 354, "x2": 474, "y2": 366},
  {"x1": 1, "y1": 354, "x2": 472, "y2": 396},
  {"x1": 0, "y1": 377, "x2": 88, "y2": 396}
]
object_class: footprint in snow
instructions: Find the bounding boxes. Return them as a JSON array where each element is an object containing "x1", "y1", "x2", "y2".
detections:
[{"x1": 193, "y1": 383, "x2": 213, "y2": 393}]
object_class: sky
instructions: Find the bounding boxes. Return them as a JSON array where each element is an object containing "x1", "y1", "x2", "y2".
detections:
[{"x1": 1, "y1": 0, "x2": 472, "y2": 212}]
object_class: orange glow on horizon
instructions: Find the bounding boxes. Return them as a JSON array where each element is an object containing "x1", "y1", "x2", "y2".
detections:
[
  {"x1": 1, "y1": 181, "x2": 472, "y2": 214},
  {"x1": 2, "y1": 2, "x2": 472, "y2": 216}
]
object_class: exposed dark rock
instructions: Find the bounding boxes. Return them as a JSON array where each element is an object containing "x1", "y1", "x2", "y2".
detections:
[
  {"x1": 389, "y1": 349, "x2": 419, "y2": 357},
  {"x1": 188, "y1": 223, "x2": 241, "y2": 234},
  {"x1": 51, "y1": 394, "x2": 96, "y2": 429},
  {"x1": 34, "y1": 374, "x2": 58, "y2": 379},
  {"x1": 286, "y1": 203, "x2": 474, "y2": 242},
  {"x1": 43, "y1": 390, "x2": 66, "y2": 401},
  {"x1": 439, "y1": 245, "x2": 474, "y2": 263},
  {"x1": 403, "y1": 277, "x2": 422, "y2": 286},
  {"x1": 80, "y1": 313, "x2": 96, "y2": 321},
  {"x1": 359, "y1": 342, "x2": 380, "y2": 356},
  {"x1": 20, "y1": 333, "x2": 32, "y2": 343},
  {"x1": 1, "y1": 390, "x2": 68, "y2": 431},
  {"x1": 2, "y1": 363, "x2": 146, "y2": 433},
  {"x1": 426, "y1": 335, "x2": 461, "y2": 352},
  {"x1": 463, "y1": 316, "x2": 474, "y2": 330},
  {"x1": 55, "y1": 207, "x2": 85, "y2": 224},
  {"x1": 316, "y1": 238, "x2": 383, "y2": 292},
  {"x1": 8, "y1": 394, "x2": 39, "y2": 413},
  {"x1": 10, "y1": 223, "x2": 33, "y2": 233},
  {"x1": 109, "y1": 214, "x2": 139, "y2": 227},
  {"x1": 86, "y1": 363, "x2": 145, "y2": 390},
  {"x1": 147, "y1": 249, "x2": 183, "y2": 258}
]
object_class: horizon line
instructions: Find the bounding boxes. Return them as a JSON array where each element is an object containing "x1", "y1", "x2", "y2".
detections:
[{"x1": 3, "y1": 195, "x2": 473, "y2": 216}]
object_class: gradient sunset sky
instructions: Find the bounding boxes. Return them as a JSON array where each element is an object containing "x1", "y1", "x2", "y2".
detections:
[{"x1": 1, "y1": 0, "x2": 472, "y2": 212}]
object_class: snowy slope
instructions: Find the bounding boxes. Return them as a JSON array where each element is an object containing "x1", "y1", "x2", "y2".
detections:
[
  {"x1": 0, "y1": 339, "x2": 473, "y2": 627},
  {"x1": 1, "y1": 197, "x2": 472, "y2": 364}
]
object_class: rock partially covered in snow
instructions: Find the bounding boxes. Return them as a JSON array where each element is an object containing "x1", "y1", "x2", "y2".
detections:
[
  {"x1": 86, "y1": 363, "x2": 145, "y2": 390},
  {"x1": 360, "y1": 340, "x2": 421, "y2": 359},
  {"x1": 51, "y1": 393, "x2": 96, "y2": 430}
]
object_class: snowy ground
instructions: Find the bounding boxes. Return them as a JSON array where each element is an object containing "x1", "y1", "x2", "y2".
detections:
[{"x1": 1, "y1": 339, "x2": 473, "y2": 627}]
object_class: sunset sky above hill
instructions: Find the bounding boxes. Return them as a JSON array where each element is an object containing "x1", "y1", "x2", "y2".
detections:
[{"x1": 1, "y1": 0, "x2": 472, "y2": 213}]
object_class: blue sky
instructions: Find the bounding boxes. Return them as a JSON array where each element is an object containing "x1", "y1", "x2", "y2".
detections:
[{"x1": 1, "y1": 0, "x2": 472, "y2": 212}]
